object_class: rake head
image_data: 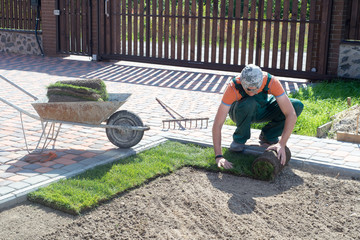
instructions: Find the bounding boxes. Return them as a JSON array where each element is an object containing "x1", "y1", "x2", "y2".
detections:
[{"x1": 162, "y1": 117, "x2": 209, "y2": 130}]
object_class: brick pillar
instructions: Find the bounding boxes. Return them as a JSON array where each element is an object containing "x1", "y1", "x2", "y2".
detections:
[
  {"x1": 327, "y1": 0, "x2": 349, "y2": 76},
  {"x1": 91, "y1": 0, "x2": 99, "y2": 58},
  {"x1": 41, "y1": 0, "x2": 57, "y2": 56}
]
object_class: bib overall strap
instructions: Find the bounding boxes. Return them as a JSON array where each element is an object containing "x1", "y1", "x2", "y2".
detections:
[
  {"x1": 232, "y1": 77, "x2": 247, "y2": 98},
  {"x1": 263, "y1": 73, "x2": 272, "y2": 93}
]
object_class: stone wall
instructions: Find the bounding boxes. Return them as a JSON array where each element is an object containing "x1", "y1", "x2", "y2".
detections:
[
  {"x1": 0, "y1": 31, "x2": 43, "y2": 55},
  {"x1": 338, "y1": 41, "x2": 360, "y2": 79}
]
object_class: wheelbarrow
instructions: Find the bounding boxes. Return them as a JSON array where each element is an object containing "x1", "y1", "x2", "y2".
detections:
[{"x1": 0, "y1": 75, "x2": 150, "y2": 153}]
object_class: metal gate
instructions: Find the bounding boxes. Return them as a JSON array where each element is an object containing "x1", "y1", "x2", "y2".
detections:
[{"x1": 56, "y1": 0, "x2": 92, "y2": 56}]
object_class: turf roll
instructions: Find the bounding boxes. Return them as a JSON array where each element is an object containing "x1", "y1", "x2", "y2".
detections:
[{"x1": 252, "y1": 146, "x2": 291, "y2": 181}]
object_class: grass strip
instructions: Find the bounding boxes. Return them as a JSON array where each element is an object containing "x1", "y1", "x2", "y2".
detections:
[
  {"x1": 28, "y1": 141, "x2": 258, "y2": 215},
  {"x1": 225, "y1": 80, "x2": 360, "y2": 137}
]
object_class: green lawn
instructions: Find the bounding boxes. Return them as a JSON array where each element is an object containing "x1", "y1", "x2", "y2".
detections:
[{"x1": 28, "y1": 141, "x2": 258, "y2": 215}]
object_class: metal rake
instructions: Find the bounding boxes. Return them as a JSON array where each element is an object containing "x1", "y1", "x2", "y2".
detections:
[{"x1": 156, "y1": 98, "x2": 209, "y2": 130}]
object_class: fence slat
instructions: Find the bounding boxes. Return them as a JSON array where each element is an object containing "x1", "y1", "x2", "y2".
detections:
[
  {"x1": 288, "y1": 0, "x2": 298, "y2": 70},
  {"x1": 82, "y1": 0, "x2": 88, "y2": 53},
  {"x1": 4, "y1": 0, "x2": 8, "y2": 28},
  {"x1": 133, "y1": 0, "x2": 138, "y2": 55},
  {"x1": 203, "y1": 0, "x2": 211, "y2": 62},
  {"x1": 77, "y1": 0, "x2": 81, "y2": 53},
  {"x1": 196, "y1": 0, "x2": 203, "y2": 61},
  {"x1": 122, "y1": 0, "x2": 127, "y2": 54},
  {"x1": 280, "y1": 1, "x2": 290, "y2": 69},
  {"x1": 116, "y1": 0, "x2": 121, "y2": 54},
  {"x1": 157, "y1": 0, "x2": 162, "y2": 57},
  {"x1": 241, "y1": 0, "x2": 249, "y2": 65},
  {"x1": 18, "y1": 0, "x2": 22, "y2": 29},
  {"x1": 211, "y1": 0, "x2": 218, "y2": 63},
  {"x1": 271, "y1": 0, "x2": 281, "y2": 68},
  {"x1": 190, "y1": 0, "x2": 196, "y2": 61},
  {"x1": 218, "y1": 0, "x2": 226, "y2": 64},
  {"x1": 306, "y1": 0, "x2": 316, "y2": 71},
  {"x1": 139, "y1": 0, "x2": 144, "y2": 56},
  {"x1": 233, "y1": 0, "x2": 241, "y2": 65},
  {"x1": 28, "y1": 0, "x2": 31, "y2": 29},
  {"x1": 0, "y1": 0, "x2": 3, "y2": 28},
  {"x1": 256, "y1": 0, "x2": 264, "y2": 66},
  {"x1": 171, "y1": 0, "x2": 176, "y2": 59},
  {"x1": 184, "y1": 0, "x2": 190, "y2": 60},
  {"x1": 264, "y1": 0, "x2": 273, "y2": 68},
  {"x1": 9, "y1": 0, "x2": 13, "y2": 28},
  {"x1": 105, "y1": 0, "x2": 112, "y2": 54},
  {"x1": 164, "y1": 0, "x2": 169, "y2": 58},
  {"x1": 226, "y1": 0, "x2": 234, "y2": 65},
  {"x1": 318, "y1": 0, "x2": 332, "y2": 74},
  {"x1": 146, "y1": 0, "x2": 151, "y2": 57},
  {"x1": 177, "y1": 0, "x2": 183, "y2": 59},
  {"x1": 152, "y1": 0, "x2": 156, "y2": 57},
  {"x1": 297, "y1": 0, "x2": 308, "y2": 71},
  {"x1": 128, "y1": 0, "x2": 133, "y2": 55},
  {"x1": 248, "y1": 0, "x2": 257, "y2": 64},
  {"x1": 14, "y1": 0, "x2": 18, "y2": 29},
  {"x1": 99, "y1": 0, "x2": 105, "y2": 54},
  {"x1": 66, "y1": 0, "x2": 71, "y2": 52},
  {"x1": 59, "y1": 0, "x2": 66, "y2": 52}
]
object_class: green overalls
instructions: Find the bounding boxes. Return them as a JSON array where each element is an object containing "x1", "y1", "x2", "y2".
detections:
[{"x1": 229, "y1": 73, "x2": 304, "y2": 144}]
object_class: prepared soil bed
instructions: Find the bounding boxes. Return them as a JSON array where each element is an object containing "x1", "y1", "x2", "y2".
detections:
[{"x1": 0, "y1": 165, "x2": 359, "y2": 240}]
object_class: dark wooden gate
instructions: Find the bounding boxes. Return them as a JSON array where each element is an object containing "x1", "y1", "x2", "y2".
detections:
[
  {"x1": 56, "y1": 0, "x2": 92, "y2": 55},
  {"x1": 55, "y1": 0, "x2": 332, "y2": 78},
  {"x1": 346, "y1": 0, "x2": 360, "y2": 40}
]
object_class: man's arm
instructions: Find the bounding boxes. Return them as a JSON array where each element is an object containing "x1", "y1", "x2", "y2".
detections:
[
  {"x1": 268, "y1": 94, "x2": 297, "y2": 165},
  {"x1": 212, "y1": 103, "x2": 233, "y2": 169}
]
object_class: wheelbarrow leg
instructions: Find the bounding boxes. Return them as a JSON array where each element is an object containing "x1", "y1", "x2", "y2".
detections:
[{"x1": 35, "y1": 121, "x2": 62, "y2": 153}]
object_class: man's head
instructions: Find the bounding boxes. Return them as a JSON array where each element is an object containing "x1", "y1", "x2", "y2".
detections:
[{"x1": 240, "y1": 64, "x2": 263, "y2": 91}]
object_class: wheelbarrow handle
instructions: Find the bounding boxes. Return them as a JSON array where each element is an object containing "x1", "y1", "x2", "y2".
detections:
[
  {"x1": 0, "y1": 96, "x2": 40, "y2": 120},
  {"x1": 0, "y1": 75, "x2": 38, "y2": 101}
]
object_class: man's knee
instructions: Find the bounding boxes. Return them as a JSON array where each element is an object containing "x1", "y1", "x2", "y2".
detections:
[{"x1": 290, "y1": 99, "x2": 304, "y2": 117}]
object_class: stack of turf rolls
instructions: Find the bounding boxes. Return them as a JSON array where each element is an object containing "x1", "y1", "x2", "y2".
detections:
[{"x1": 47, "y1": 79, "x2": 109, "y2": 102}]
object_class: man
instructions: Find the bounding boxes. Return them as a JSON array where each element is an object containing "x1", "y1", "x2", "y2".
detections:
[{"x1": 212, "y1": 64, "x2": 303, "y2": 169}]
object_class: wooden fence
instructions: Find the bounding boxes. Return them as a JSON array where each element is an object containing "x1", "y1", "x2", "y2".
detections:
[
  {"x1": 98, "y1": 0, "x2": 327, "y2": 75},
  {"x1": 0, "y1": 0, "x2": 39, "y2": 30},
  {"x1": 57, "y1": 0, "x2": 91, "y2": 55}
]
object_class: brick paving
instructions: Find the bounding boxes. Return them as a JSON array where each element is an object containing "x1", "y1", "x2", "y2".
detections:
[{"x1": 0, "y1": 53, "x2": 359, "y2": 210}]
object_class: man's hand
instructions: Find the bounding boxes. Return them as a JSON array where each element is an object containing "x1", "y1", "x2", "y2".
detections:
[
  {"x1": 216, "y1": 157, "x2": 233, "y2": 169},
  {"x1": 267, "y1": 143, "x2": 286, "y2": 165}
]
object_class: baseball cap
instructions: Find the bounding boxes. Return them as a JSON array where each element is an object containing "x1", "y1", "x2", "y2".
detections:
[{"x1": 240, "y1": 64, "x2": 263, "y2": 90}]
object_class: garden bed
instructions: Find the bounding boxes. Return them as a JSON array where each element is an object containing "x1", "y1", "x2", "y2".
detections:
[{"x1": 0, "y1": 164, "x2": 359, "y2": 240}]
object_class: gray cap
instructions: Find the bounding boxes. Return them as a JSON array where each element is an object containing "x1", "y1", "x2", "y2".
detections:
[{"x1": 240, "y1": 64, "x2": 263, "y2": 89}]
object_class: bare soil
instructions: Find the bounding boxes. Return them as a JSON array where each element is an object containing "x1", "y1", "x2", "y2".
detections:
[{"x1": 1, "y1": 164, "x2": 359, "y2": 240}]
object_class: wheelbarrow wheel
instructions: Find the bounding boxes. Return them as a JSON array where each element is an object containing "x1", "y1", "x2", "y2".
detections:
[{"x1": 106, "y1": 110, "x2": 144, "y2": 148}]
